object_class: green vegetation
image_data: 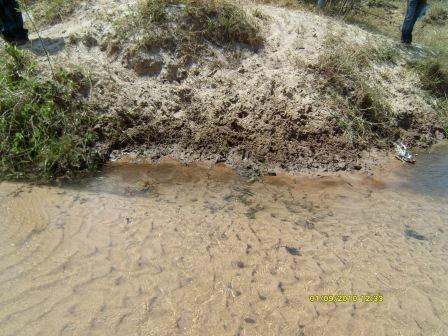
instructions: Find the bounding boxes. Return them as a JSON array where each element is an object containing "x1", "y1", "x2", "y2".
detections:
[
  {"x1": 324, "y1": 0, "x2": 362, "y2": 15},
  {"x1": 0, "y1": 46, "x2": 104, "y2": 181},
  {"x1": 440, "y1": 100, "x2": 448, "y2": 132},
  {"x1": 253, "y1": 0, "x2": 304, "y2": 8},
  {"x1": 252, "y1": 8, "x2": 270, "y2": 20},
  {"x1": 423, "y1": 1, "x2": 448, "y2": 26},
  {"x1": 5, "y1": 0, "x2": 444, "y2": 182},
  {"x1": 409, "y1": 58, "x2": 448, "y2": 98},
  {"x1": 255, "y1": 0, "x2": 362, "y2": 14},
  {"x1": 409, "y1": 58, "x2": 448, "y2": 132},
  {"x1": 107, "y1": 0, "x2": 263, "y2": 60},
  {"x1": 342, "y1": 0, "x2": 448, "y2": 134},
  {"x1": 260, "y1": 0, "x2": 448, "y2": 69},
  {"x1": 346, "y1": 0, "x2": 448, "y2": 66},
  {"x1": 313, "y1": 34, "x2": 399, "y2": 145}
]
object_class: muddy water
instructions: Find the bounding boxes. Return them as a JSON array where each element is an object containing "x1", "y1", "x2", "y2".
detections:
[
  {"x1": 1, "y1": 148, "x2": 448, "y2": 336},
  {"x1": 396, "y1": 143, "x2": 448, "y2": 199}
]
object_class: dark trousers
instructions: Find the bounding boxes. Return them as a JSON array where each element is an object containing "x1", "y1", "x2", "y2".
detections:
[
  {"x1": 401, "y1": 0, "x2": 425, "y2": 44},
  {"x1": 0, "y1": 0, "x2": 28, "y2": 39}
]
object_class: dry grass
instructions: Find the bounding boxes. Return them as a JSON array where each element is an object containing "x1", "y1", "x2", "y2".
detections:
[
  {"x1": 440, "y1": 100, "x2": 448, "y2": 133},
  {"x1": 408, "y1": 57, "x2": 448, "y2": 132},
  {"x1": 107, "y1": 0, "x2": 264, "y2": 62},
  {"x1": 346, "y1": 0, "x2": 448, "y2": 68},
  {"x1": 23, "y1": 0, "x2": 81, "y2": 26},
  {"x1": 252, "y1": 0, "x2": 306, "y2": 9},
  {"x1": 253, "y1": 0, "x2": 363, "y2": 15},
  {"x1": 311, "y1": 34, "x2": 400, "y2": 145},
  {"x1": 345, "y1": 0, "x2": 448, "y2": 134},
  {"x1": 408, "y1": 58, "x2": 448, "y2": 97},
  {"x1": 423, "y1": 1, "x2": 448, "y2": 26}
]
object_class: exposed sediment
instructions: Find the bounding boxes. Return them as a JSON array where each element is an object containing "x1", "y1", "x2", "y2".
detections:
[{"x1": 22, "y1": 0, "x2": 445, "y2": 176}]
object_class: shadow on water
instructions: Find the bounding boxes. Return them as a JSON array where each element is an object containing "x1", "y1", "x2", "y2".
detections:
[
  {"x1": 64, "y1": 142, "x2": 448, "y2": 200},
  {"x1": 63, "y1": 161, "x2": 243, "y2": 198},
  {"x1": 0, "y1": 135, "x2": 429, "y2": 215},
  {"x1": 394, "y1": 142, "x2": 448, "y2": 198}
]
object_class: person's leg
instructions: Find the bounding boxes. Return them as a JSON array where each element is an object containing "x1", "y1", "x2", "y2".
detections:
[
  {"x1": 0, "y1": 0, "x2": 29, "y2": 42},
  {"x1": 401, "y1": 0, "x2": 420, "y2": 44},
  {"x1": 416, "y1": 0, "x2": 428, "y2": 19}
]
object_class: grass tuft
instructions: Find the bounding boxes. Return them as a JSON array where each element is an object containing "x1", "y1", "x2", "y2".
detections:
[
  {"x1": 423, "y1": 2, "x2": 448, "y2": 25},
  {"x1": 439, "y1": 100, "x2": 448, "y2": 133},
  {"x1": 24, "y1": 0, "x2": 80, "y2": 26},
  {"x1": 0, "y1": 46, "x2": 105, "y2": 181},
  {"x1": 252, "y1": 8, "x2": 270, "y2": 20},
  {"x1": 108, "y1": 0, "x2": 263, "y2": 62},
  {"x1": 408, "y1": 58, "x2": 448, "y2": 97},
  {"x1": 312, "y1": 35, "x2": 398, "y2": 145}
]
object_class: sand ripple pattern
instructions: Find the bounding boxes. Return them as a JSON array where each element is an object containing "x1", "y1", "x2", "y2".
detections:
[{"x1": 0, "y1": 163, "x2": 448, "y2": 336}]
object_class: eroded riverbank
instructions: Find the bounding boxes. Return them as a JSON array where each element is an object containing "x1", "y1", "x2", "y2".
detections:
[{"x1": 0, "y1": 146, "x2": 447, "y2": 336}]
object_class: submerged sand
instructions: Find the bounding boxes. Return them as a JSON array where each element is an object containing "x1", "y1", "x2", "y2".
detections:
[{"x1": 0, "y1": 150, "x2": 447, "y2": 335}]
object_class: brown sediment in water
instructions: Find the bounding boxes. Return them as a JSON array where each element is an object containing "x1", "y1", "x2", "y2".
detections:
[{"x1": 0, "y1": 155, "x2": 448, "y2": 336}]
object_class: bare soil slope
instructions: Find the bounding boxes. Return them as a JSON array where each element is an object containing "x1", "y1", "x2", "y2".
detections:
[{"x1": 21, "y1": 0, "x2": 444, "y2": 175}]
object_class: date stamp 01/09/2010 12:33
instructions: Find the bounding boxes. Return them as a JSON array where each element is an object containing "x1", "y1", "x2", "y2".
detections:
[{"x1": 309, "y1": 294, "x2": 384, "y2": 303}]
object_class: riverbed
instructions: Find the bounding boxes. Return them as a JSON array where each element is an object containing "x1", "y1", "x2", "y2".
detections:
[{"x1": 1, "y1": 145, "x2": 447, "y2": 336}]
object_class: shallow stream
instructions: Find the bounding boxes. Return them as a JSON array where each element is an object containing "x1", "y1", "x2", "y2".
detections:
[{"x1": 1, "y1": 145, "x2": 447, "y2": 336}]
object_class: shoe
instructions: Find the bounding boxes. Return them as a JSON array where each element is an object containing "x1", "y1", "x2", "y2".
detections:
[
  {"x1": 2, "y1": 33, "x2": 30, "y2": 46},
  {"x1": 401, "y1": 41, "x2": 412, "y2": 48}
]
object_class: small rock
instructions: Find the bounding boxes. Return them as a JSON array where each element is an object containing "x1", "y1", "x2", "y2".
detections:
[
  {"x1": 124, "y1": 49, "x2": 163, "y2": 76},
  {"x1": 304, "y1": 220, "x2": 315, "y2": 230},
  {"x1": 236, "y1": 261, "x2": 245, "y2": 268},
  {"x1": 405, "y1": 229, "x2": 426, "y2": 241},
  {"x1": 285, "y1": 246, "x2": 301, "y2": 256},
  {"x1": 162, "y1": 63, "x2": 188, "y2": 82}
]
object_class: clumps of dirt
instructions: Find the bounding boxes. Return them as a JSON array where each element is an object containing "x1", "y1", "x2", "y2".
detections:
[
  {"x1": 122, "y1": 48, "x2": 164, "y2": 76},
  {"x1": 26, "y1": 1, "x2": 446, "y2": 177},
  {"x1": 93, "y1": 58, "x2": 379, "y2": 176}
]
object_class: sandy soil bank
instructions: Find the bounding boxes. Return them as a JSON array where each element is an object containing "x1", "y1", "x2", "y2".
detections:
[{"x1": 18, "y1": 0, "x2": 446, "y2": 176}]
